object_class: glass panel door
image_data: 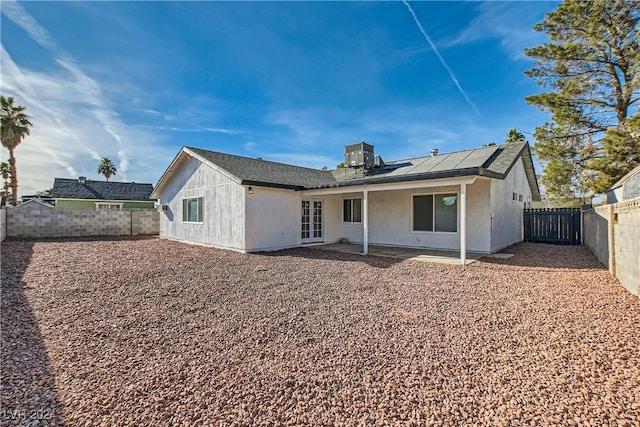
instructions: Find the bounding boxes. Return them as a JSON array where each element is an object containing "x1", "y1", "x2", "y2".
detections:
[
  {"x1": 313, "y1": 201, "x2": 323, "y2": 238},
  {"x1": 302, "y1": 199, "x2": 323, "y2": 243},
  {"x1": 301, "y1": 200, "x2": 310, "y2": 239}
]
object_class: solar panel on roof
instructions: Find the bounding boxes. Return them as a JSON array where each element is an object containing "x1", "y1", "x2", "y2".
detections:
[
  {"x1": 455, "y1": 146, "x2": 499, "y2": 169},
  {"x1": 383, "y1": 161, "x2": 412, "y2": 170}
]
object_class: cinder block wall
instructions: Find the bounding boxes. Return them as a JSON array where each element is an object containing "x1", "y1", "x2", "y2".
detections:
[
  {"x1": 583, "y1": 207, "x2": 609, "y2": 266},
  {"x1": 0, "y1": 208, "x2": 6, "y2": 242},
  {"x1": 6, "y1": 208, "x2": 159, "y2": 238},
  {"x1": 614, "y1": 202, "x2": 640, "y2": 296},
  {"x1": 583, "y1": 198, "x2": 640, "y2": 296}
]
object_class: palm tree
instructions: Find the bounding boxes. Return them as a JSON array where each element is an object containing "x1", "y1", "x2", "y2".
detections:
[
  {"x1": 0, "y1": 161, "x2": 11, "y2": 206},
  {"x1": 506, "y1": 128, "x2": 526, "y2": 144},
  {"x1": 1, "y1": 96, "x2": 32, "y2": 206},
  {"x1": 97, "y1": 157, "x2": 117, "y2": 181}
]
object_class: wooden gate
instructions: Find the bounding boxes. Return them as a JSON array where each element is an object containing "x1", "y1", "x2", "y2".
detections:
[{"x1": 523, "y1": 208, "x2": 581, "y2": 245}]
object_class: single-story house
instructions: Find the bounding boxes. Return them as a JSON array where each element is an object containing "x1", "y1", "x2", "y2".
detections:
[
  {"x1": 151, "y1": 141, "x2": 540, "y2": 262},
  {"x1": 606, "y1": 164, "x2": 640, "y2": 204},
  {"x1": 15, "y1": 198, "x2": 55, "y2": 209},
  {"x1": 51, "y1": 177, "x2": 155, "y2": 210}
]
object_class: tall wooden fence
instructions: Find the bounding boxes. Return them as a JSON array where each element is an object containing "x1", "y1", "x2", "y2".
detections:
[{"x1": 523, "y1": 208, "x2": 581, "y2": 245}]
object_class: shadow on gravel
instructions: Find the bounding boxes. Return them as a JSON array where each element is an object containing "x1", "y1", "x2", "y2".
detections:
[
  {"x1": 1, "y1": 240, "x2": 64, "y2": 426},
  {"x1": 480, "y1": 242, "x2": 609, "y2": 270},
  {"x1": 256, "y1": 247, "x2": 405, "y2": 268}
]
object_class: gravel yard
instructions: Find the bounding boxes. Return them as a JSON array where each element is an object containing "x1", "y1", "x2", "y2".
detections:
[{"x1": 2, "y1": 237, "x2": 639, "y2": 426}]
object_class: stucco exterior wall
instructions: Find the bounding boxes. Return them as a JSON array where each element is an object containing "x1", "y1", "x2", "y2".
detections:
[
  {"x1": 490, "y1": 158, "x2": 532, "y2": 252},
  {"x1": 55, "y1": 199, "x2": 154, "y2": 209},
  {"x1": 322, "y1": 195, "x2": 342, "y2": 244},
  {"x1": 156, "y1": 157, "x2": 245, "y2": 251},
  {"x1": 244, "y1": 187, "x2": 300, "y2": 252},
  {"x1": 313, "y1": 181, "x2": 491, "y2": 253}
]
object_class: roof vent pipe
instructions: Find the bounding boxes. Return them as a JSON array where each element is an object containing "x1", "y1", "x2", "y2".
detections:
[{"x1": 430, "y1": 148, "x2": 439, "y2": 157}]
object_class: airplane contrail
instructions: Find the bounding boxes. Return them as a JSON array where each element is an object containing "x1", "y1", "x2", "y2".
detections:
[{"x1": 402, "y1": 0, "x2": 481, "y2": 116}]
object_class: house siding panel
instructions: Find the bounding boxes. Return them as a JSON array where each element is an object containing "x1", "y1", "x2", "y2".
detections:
[{"x1": 157, "y1": 157, "x2": 245, "y2": 251}]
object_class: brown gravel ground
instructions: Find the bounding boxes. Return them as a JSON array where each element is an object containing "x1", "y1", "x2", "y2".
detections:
[{"x1": 1, "y1": 237, "x2": 639, "y2": 426}]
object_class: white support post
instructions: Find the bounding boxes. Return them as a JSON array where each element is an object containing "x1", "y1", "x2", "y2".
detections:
[
  {"x1": 363, "y1": 190, "x2": 369, "y2": 255},
  {"x1": 460, "y1": 183, "x2": 467, "y2": 266}
]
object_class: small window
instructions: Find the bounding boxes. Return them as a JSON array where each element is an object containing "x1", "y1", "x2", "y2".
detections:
[
  {"x1": 182, "y1": 197, "x2": 203, "y2": 222},
  {"x1": 413, "y1": 193, "x2": 457, "y2": 233},
  {"x1": 343, "y1": 198, "x2": 362, "y2": 222},
  {"x1": 413, "y1": 195, "x2": 434, "y2": 231},
  {"x1": 512, "y1": 192, "x2": 518, "y2": 201},
  {"x1": 518, "y1": 194, "x2": 523, "y2": 202},
  {"x1": 96, "y1": 202, "x2": 122, "y2": 211}
]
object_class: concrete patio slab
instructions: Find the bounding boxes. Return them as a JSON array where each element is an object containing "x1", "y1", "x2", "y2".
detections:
[{"x1": 308, "y1": 242, "x2": 484, "y2": 265}]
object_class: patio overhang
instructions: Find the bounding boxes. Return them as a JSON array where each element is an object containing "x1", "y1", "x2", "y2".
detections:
[
  {"x1": 301, "y1": 175, "x2": 480, "y2": 266},
  {"x1": 300, "y1": 175, "x2": 479, "y2": 196}
]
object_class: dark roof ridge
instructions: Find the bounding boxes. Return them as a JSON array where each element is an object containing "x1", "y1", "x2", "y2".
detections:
[
  {"x1": 54, "y1": 177, "x2": 153, "y2": 185},
  {"x1": 185, "y1": 146, "x2": 328, "y2": 173}
]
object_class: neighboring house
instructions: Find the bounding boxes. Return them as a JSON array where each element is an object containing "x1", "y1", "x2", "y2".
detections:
[
  {"x1": 51, "y1": 177, "x2": 155, "y2": 210},
  {"x1": 151, "y1": 141, "x2": 541, "y2": 262},
  {"x1": 15, "y1": 198, "x2": 55, "y2": 209},
  {"x1": 606, "y1": 165, "x2": 640, "y2": 204},
  {"x1": 19, "y1": 195, "x2": 55, "y2": 206}
]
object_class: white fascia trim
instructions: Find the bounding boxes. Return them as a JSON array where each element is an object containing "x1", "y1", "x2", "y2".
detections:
[{"x1": 301, "y1": 176, "x2": 477, "y2": 196}]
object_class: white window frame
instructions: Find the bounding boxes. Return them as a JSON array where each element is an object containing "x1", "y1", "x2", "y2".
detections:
[
  {"x1": 342, "y1": 197, "x2": 362, "y2": 223},
  {"x1": 411, "y1": 192, "x2": 459, "y2": 234},
  {"x1": 95, "y1": 202, "x2": 123, "y2": 211},
  {"x1": 182, "y1": 197, "x2": 204, "y2": 223}
]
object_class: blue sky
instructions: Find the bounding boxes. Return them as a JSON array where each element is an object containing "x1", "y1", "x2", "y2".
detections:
[{"x1": 1, "y1": 0, "x2": 558, "y2": 195}]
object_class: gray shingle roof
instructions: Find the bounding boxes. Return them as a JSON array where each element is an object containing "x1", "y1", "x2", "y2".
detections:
[
  {"x1": 187, "y1": 147, "x2": 335, "y2": 189},
  {"x1": 171, "y1": 142, "x2": 540, "y2": 201},
  {"x1": 51, "y1": 178, "x2": 154, "y2": 201}
]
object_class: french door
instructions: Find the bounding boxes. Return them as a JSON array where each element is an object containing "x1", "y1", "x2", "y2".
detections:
[{"x1": 301, "y1": 199, "x2": 323, "y2": 243}]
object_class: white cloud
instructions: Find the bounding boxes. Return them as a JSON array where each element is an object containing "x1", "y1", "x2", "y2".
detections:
[
  {"x1": 1, "y1": 0, "x2": 56, "y2": 49},
  {"x1": 134, "y1": 125, "x2": 244, "y2": 135},
  {"x1": 0, "y1": 3, "x2": 175, "y2": 195},
  {"x1": 443, "y1": 2, "x2": 550, "y2": 61}
]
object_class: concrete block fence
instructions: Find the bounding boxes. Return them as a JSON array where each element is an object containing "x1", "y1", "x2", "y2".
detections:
[
  {"x1": 583, "y1": 197, "x2": 640, "y2": 296},
  {"x1": 1, "y1": 208, "x2": 6, "y2": 242},
  {"x1": 4, "y1": 207, "x2": 159, "y2": 239}
]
